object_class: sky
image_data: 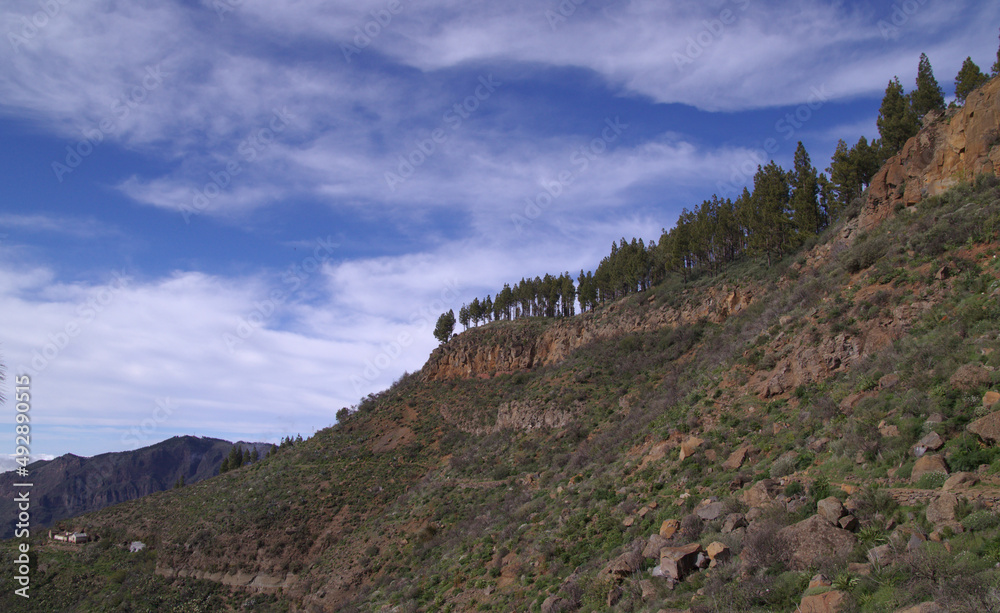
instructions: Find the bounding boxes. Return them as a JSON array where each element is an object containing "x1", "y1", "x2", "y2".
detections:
[{"x1": 0, "y1": 0, "x2": 998, "y2": 458}]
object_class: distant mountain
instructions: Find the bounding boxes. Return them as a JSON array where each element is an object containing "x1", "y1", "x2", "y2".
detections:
[
  {"x1": 0, "y1": 435, "x2": 271, "y2": 538},
  {"x1": 0, "y1": 454, "x2": 55, "y2": 474}
]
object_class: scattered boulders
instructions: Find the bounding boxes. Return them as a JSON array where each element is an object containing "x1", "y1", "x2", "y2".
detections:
[
  {"x1": 605, "y1": 549, "x2": 643, "y2": 580},
  {"x1": 799, "y1": 589, "x2": 847, "y2": 613},
  {"x1": 541, "y1": 595, "x2": 570, "y2": 613},
  {"x1": 694, "y1": 501, "x2": 726, "y2": 521},
  {"x1": 950, "y1": 363, "x2": 991, "y2": 391},
  {"x1": 679, "y1": 436, "x2": 705, "y2": 461},
  {"x1": 643, "y1": 534, "x2": 669, "y2": 559},
  {"x1": 659, "y1": 518, "x2": 680, "y2": 539},
  {"x1": 910, "y1": 454, "x2": 949, "y2": 482},
  {"x1": 838, "y1": 515, "x2": 859, "y2": 532},
  {"x1": 721, "y1": 513, "x2": 747, "y2": 534},
  {"x1": 879, "y1": 373, "x2": 900, "y2": 389},
  {"x1": 778, "y1": 515, "x2": 857, "y2": 571},
  {"x1": 868, "y1": 543, "x2": 894, "y2": 565},
  {"x1": 659, "y1": 543, "x2": 702, "y2": 582},
  {"x1": 925, "y1": 493, "x2": 959, "y2": 525},
  {"x1": 722, "y1": 444, "x2": 755, "y2": 471},
  {"x1": 705, "y1": 541, "x2": 730, "y2": 567},
  {"x1": 968, "y1": 410, "x2": 1000, "y2": 445},
  {"x1": 912, "y1": 431, "x2": 944, "y2": 456},
  {"x1": 942, "y1": 472, "x2": 978, "y2": 491},
  {"x1": 817, "y1": 497, "x2": 847, "y2": 525},
  {"x1": 743, "y1": 479, "x2": 781, "y2": 508},
  {"x1": 809, "y1": 574, "x2": 832, "y2": 589}
]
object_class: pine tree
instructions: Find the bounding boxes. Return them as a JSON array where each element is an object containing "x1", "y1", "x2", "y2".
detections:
[
  {"x1": 955, "y1": 56, "x2": 989, "y2": 103},
  {"x1": 747, "y1": 162, "x2": 791, "y2": 267},
  {"x1": 220, "y1": 457, "x2": 230, "y2": 473},
  {"x1": 912, "y1": 53, "x2": 945, "y2": 118},
  {"x1": 790, "y1": 142, "x2": 822, "y2": 238},
  {"x1": 877, "y1": 77, "x2": 918, "y2": 155},
  {"x1": 458, "y1": 305, "x2": 470, "y2": 330},
  {"x1": 250, "y1": 448, "x2": 260, "y2": 463},
  {"x1": 433, "y1": 310, "x2": 455, "y2": 344},
  {"x1": 993, "y1": 28, "x2": 1000, "y2": 77}
]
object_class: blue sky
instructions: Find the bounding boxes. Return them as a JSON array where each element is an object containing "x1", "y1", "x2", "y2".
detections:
[{"x1": 0, "y1": 0, "x2": 998, "y2": 458}]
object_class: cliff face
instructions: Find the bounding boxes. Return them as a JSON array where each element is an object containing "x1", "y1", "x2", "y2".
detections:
[
  {"x1": 423, "y1": 285, "x2": 753, "y2": 381},
  {"x1": 862, "y1": 76, "x2": 1000, "y2": 231}
]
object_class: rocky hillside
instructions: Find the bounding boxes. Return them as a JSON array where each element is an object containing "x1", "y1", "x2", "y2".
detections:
[
  {"x1": 3, "y1": 81, "x2": 1000, "y2": 613},
  {"x1": 0, "y1": 436, "x2": 271, "y2": 538}
]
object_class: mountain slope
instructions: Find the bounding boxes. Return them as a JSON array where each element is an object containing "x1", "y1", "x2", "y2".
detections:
[
  {"x1": 3, "y1": 79, "x2": 1000, "y2": 613},
  {"x1": 0, "y1": 436, "x2": 271, "y2": 538}
]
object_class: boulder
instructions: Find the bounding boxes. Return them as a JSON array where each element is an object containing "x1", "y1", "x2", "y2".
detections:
[
  {"x1": 879, "y1": 373, "x2": 900, "y2": 389},
  {"x1": 915, "y1": 431, "x2": 945, "y2": 452},
  {"x1": 721, "y1": 513, "x2": 747, "y2": 533},
  {"x1": 706, "y1": 541, "x2": 731, "y2": 567},
  {"x1": 659, "y1": 543, "x2": 702, "y2": 582},
  {"x1": 879, "y1": 424, "x2": 900, "y2": 437},
  {"x1": 659, "y1": 519, "x2": 680, "y2": 539},
  {"x1": 910, "y1": 454, "x2": 949, "y2": 482},
  {"x1": 984, "y1": 391, "x2": 1000, "y2": 408},
  {"x1": 695, "y1": 501, "x2": 726, "y2": 521},
  {"x1": 639, "y1": 579, "x2": 657, "y2": 600},
  {"x1": 950, "y1": 363, "x2": 990, "y2": 390},
  {"x1": 605, "y1": 549, "x2": 643, "y2": 580},
  {"x1": 722, "y1": 444, "x2": 754, "y2": 471},
  {"x1": 867, "y1": 543, "x2": 894, "y2": 565},
  {"x1": 643, "y1": 535, "x2": 669, "y2": 559},
  {"x1": 541, "y1": 596, "x2": 570, "y2": 613},
  {"x1": 809, "y1": 574, "x2": 832, "y2": 589},
  {"x1": 800, "y1": 590, "x2": 847, "y2": 613},
  {"x1": 743, "y1": 479, "x2": 780, "y2": 508},
  {"x1": 968, "y1": 411, "x2": 1000, "y2": 445},
  {"x1": 942, "y1": 472, "x2": 978, "y2": 491},
  {"x1": 679, "y1": 436, "x2": 705, "y2": 461},
  {"x1": 778, "y1": 515, "x2": 857, "y2": 571},
  {"x1": 817, "y1": 497, "x2": 847, "y2": 525},
  {"x1": 838, "y1": 515, "x2": 859, "y2": 532},
  {"x1": 925, "y1": 493, "x2": 959, "y2": 525}
]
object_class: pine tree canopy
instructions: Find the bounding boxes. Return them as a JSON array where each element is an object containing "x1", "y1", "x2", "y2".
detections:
[
  {"x1": 955, "y1": 57, "x2": 989, "y2": 103},
  {"x1": 912, "y1": 53, "x2": 945, "y2": 117}
]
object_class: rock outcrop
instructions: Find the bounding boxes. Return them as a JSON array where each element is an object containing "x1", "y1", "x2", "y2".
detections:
[
  {"x1": 862, "y1": 76, "x2": 1000, "y2": 232},
  {"x1": 859, "y1": 78, "x2": 1000, "y2": 230},
  {"x1": 425, "y1": 286, "x2": 753, "y2": 381}
]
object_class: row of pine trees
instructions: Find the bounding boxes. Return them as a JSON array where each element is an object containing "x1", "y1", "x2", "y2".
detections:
[{"x1": 435, "y1": 39, "x2": 1000, "y2": 342}]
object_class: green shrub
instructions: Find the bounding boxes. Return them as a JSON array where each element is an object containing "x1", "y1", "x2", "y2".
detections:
[
  {"x1": 842, "y1": 234, "x2": 890, "y2": 273},
  {"x1": 913, "y1": 472, "x2": 948, "y2": 489},
  {"x1": 962, "y1": 510, "x2": 1000, "y2": 532}
]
